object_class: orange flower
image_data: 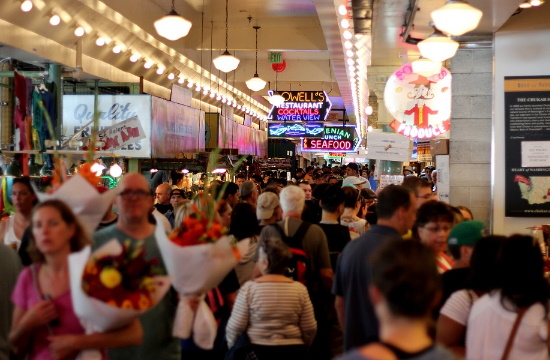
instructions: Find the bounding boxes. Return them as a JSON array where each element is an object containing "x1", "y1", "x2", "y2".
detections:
[
  {"x1": 138, "y1": 294, "x2": 152, "y2": 310},
  {"x1": 121, "y1": 299, "x2": 135, "y2": 309}
]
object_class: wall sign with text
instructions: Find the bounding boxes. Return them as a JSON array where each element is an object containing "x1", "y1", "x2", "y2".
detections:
[
  {"x1": 504, "y1": 76, "x2": 550, "y2": 217},
  {"x1": 268, "y1": 91, "x2": 332, "y2": 122},
  {"x1": 267, "y1": 123, "x2": 324, "y2": 138},
  {"x1": 301, "y1": 125, "x2": 360, "y2": 153},
  {"x1": 62, "y1": 95, "x2": 152, "y2": 158},
  {"x1": 384, "y1": 63, "x2": 451, "y2": 139}
]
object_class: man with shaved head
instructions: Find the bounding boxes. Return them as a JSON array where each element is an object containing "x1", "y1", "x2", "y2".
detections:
[
  {"x1": 93, "y1": 173, "x2": 180, "y2": 360},
  {"x1": 154, "y1": 183, "x2": 173, "y2": 215}
]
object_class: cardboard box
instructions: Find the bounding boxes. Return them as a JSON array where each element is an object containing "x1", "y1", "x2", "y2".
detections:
[{"x1": 430, "y1": 138, "x2": 449, "y2": 155}]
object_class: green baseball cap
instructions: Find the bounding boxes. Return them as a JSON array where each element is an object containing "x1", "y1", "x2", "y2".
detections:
[{"x1": 448, "y1": 220, "x2": 485, "y2": 246}]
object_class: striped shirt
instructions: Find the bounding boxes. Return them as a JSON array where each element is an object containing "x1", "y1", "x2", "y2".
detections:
[{"x1": 226, "y1": 280, "x2": 317, "y2": 348}]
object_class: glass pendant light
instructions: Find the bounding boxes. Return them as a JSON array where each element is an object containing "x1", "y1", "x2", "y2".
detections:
[
  {"x1": 213, "y1": 0, "x2": 240, "y2": 73},
  {"x1": 412, "y1": 57, "x2": 442, "y2": 77},
  {"x1": 246, "y1": 26, "x2": 267, "y2": 92},
  {"x1": 418, "y1": 24, "x2": 459, "y2": 62},
  {"x1": 154, "y1": 0, "x2": 192, "y2": 41},
  {"x1": 431, "y1": 0, "x2": 482, "y2": 36}
]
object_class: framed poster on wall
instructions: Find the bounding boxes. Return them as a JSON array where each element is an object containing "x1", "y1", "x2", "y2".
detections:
[{"x1": 504, "y1": 76, "x2": 550, "y2": 217}]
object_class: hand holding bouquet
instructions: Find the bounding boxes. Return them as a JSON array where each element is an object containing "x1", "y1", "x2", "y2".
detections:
[
  {"x1": 69, "y1": 239, "x2": 171, "y2": 359},
  {"x1": 155, "y1": 200, "x2": 249, "y2": 350}
]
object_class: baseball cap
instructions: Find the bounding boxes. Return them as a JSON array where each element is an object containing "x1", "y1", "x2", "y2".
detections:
[
  {"x1": 240, "y1": 180, "x2": 256, "y2": 198},
  {"x1": 342, "y1": 176, "x2": 366, "y2": 187},
  {"x1": 171, "y1": 188, "x2": 185, "y2": 197},
  {"x1": 256, "y1": 192, "x2": 279, "y2": 220},
  {"x1": 448, "y1": 220, "x2": 485, "y2": 246}
]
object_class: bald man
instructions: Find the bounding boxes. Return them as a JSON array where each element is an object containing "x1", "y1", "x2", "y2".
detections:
[
  {"x1": 93, "y1": 173, "x2": 180, "y2": 360},
  {"x1": 154, "y1": 183, "x2": 173, "y2": 215}
]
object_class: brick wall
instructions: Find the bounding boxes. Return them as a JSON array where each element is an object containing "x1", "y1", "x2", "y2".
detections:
[{"x1": 449, "y1": 48, "x2": 493, "y2": 226}]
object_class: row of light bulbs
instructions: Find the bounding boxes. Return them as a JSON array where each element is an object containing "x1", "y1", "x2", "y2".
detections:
[
  {"x1": 17, "y1": 0, "x2": 269, "y2": 122},
  {"x1": 337, "y1": 3, "x2": 370, "y2": 138}
]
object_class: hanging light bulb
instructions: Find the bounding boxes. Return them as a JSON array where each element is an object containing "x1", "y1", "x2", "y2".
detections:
[
  {"x1": 112, "y1": 44, "x2": 123, "y2": 54},
  {"x1": 156, "y1": 66, "x2": 165, "y2": 75},
  {"x1": 338, "y1": 5, "x2": 347, "y2": 15},
  {"x1": 96, "y1": 36, "x2": 106, "y2": 46},
  {"x1": 109, "y1": 163, "x2": 123, "y2": 178},
  {"x1": 21, "y1": 0, "x2": 33, "y2": 12},
  {"x1": 144, "y1": 59, "x2": 154, "y2": 69},
  {"x1": 246, "y1": 26, "x2": 267, "y2": 92},
  {"x1": 519, "y1": 1, "x2": 533, "y2": 7},
  {"x1": 412, "y1": 57, "x2": 442, "y2": 77},
  {"x1": 213, "y1": 0, "x2": 240, "y2": 72},
  {"x1": 74, "y1": 26, "x2": 85, "y2": 37},
  {"x1": 154, "y1": 0, "x2": 192, "y2": 40},
  {"x1": 49, "y1": 14, "x2": 61, "y2": 26},
  {"x1": 216, "y1": 94, "x2": 222, "y2": 101},
  {"x1": 530, "y1": 0, "x2": 544, "y2": 6},
  {"x1": 129, "y1": 53, "x2": 140, "y2": 62},
  {"x1": 178, "y1": 76, "x2": 185, "y2": 84},
  {"x1": 340, "y1": 19, "x2": 350, "y2": 29},
  {"x1": 431, "y1": 0, "x2": 483, "y2": 36},
  {"x1": 90, "y1": 162, "x2": 106, "y2": 177},
  {"x1": 187, "y1": 80, "x2": 194, "y2": 88},
  {"x1": 167, "y1": 72, "x2": 175, "y2": 80},
  {"x1": 418, "y1": 24, "x2": 459, "y2": 62},
  {"x1": 344, "y1": 41, "x2": 353, "y2": 49},
  {"x1": 343, "y1": 30, "x2": 353, "y2": 40},
  {"x1": 365, "y1": 105, "x2": 373, "y2": 115}
]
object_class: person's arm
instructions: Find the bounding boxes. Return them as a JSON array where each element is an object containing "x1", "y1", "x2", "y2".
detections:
[
  {"x1": 9, "y1": 301, "x2": 58, "y2": 355},
  {"x1": 225, "y1": 285, "x2": 250, "y2": 348},
  {"x1": 312, "y1": 226, "x2": 334, "y2": 291},
  {"x1": 47, "y1": 319, "x2": 143, "y2": 360},
  {"x1": 436, "y1": 314, "x2": 466, "y2": 356},
  {"x1": 320, "y1": 268, "x2": 334, "y2": 292},
  {"x1": 299, "y1": 286, "x2": 317, "y2": 346},
  {"x1": 334, "y1": 295, "x2": 345, "y2": 331}
]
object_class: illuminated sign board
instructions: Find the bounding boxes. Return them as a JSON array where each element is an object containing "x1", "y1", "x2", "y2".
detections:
[
  {"x1": 328, "y1": 152, "x2": 347, "y2": 159},
  {"x1": 267, "y1": 123, "x2": 324, "y2": 138},
  {"x1": 301, "y1": 125, "x2": 360, "y2": 153},
  {"x1": 384, "y1": 62, "x2": 451, "y2": 139},
  {"x1": 268, "y1": 91, "x2": 332, "y2": 122}
]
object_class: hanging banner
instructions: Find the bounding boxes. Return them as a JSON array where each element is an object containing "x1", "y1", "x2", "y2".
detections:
[
  {"x1": 384, "y1": 63, "x2": 451, "y2": 139},
  {"x1": 151, "y1": 97, "x2": 205, "y2": 158},
  {"x1": 79, "y1": 116, "x2": 145, "y2": 151},
  {"x1": 504, "y1": 76, "x2": 550, "y2": 217},
  {"x1": 62, "y1": 95, "x2": 152, "y2": 158},
  {"x1": 268, "y1": 123, "x2": 324, "y2": 138},
  {"x1": 268, "y1": 91, "x2": 332, "y2": 122},
  {"x1": 301, "y1": 125, "x2": 360, "y2": 153}
]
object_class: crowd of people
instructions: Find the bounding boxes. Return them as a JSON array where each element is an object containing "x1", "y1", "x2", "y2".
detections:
[{"x1": 0, "y1": 161, "x2": 548, "y2": 360}]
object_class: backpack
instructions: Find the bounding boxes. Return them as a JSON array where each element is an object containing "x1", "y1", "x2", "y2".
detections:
[{"x1": 269, "y1": 221, "x2": 311, "y2": 285}]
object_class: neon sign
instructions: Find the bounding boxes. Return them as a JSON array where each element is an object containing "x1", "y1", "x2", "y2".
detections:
[
  {"x1": 267, "y1": 123, "x2": 325, "y2": 138},
  {"x1": 268, "y1": 91, "x2": 332, "y2": 122},
  {"x1": 384, "y1": 63, "x2": 452, "y2": 139},
  {"x1": 301, "y1": 125, "x2": 360, "y2": 153}
]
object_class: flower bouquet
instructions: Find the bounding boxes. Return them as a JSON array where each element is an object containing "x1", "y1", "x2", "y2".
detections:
[
  {"x1": 68, "y1": 239, "x2": 171, "y2": 360},
  {"x1": 33, "y1": 161, "x2": 119, "y2": 234},
  {"x1": 155, "y1": 204, "x2": 249, "y2": 350}
]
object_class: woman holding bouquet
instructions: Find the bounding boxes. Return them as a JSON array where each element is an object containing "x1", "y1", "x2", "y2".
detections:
[
  {"x1": 226, "y1": 238, "x2": 317, "y2": 360},
  {"x1": 9, "y1": 200, "x2": 142, "y2": 360}
]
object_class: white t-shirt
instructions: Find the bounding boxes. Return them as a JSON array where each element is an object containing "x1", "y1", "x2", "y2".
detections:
[
  {"x1": 440, "y1": 289, "x2": 479, "y2": 325},
  {"x1": 466, "y1": 291, "x2": 548, "y2": 360}
]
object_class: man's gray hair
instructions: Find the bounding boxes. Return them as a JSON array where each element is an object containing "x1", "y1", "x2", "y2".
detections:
[{"x1": 280, "y1": 185, "x2": 305, "y2": 215}]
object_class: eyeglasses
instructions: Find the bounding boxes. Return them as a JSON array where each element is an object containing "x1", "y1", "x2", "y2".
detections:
[
  {"x1": 119, "y1": 190, "x2": 152, "y2": 199},
  {"x1": 422, "y1": 225, "x2": 452, "y2": 233}
]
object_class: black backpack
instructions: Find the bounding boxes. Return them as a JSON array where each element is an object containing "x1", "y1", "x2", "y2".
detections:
[{"x1": 269, "y1": 221, "x2": 311, "y2": 285}]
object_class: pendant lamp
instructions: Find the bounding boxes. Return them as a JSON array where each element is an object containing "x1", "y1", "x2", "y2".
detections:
[
  {"x1": 213, "y1": 0, "x2": 240, "y2": 73},
  {"x1": 431, "y1": 0, "x2": 483, "y2": 36},
  {"x1": 246, "y1": 26, "x2": 267, "y2": 92},
  {"x1": 417, "y1": 24, "x2": 459, "y2": 62},
  {"x1": 154, "y1": 0, "x2": 192, "y2": 41},
  {"x1": 412, "y1": 57, "x2": 442, "y2": 77}
]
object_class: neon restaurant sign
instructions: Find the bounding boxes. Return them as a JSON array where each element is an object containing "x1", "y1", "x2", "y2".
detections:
[
  {"x1": 384, "y1": 63, "x2": 451, "y2": 139},
  {"x1": 301, "y1": 125, "x2": 361, "y2": 153},
  {"x1": 268, "y1": 91, "x2": 332, "y2": 122},
  {"x1": 267, "y1": 123, "x2": 324, "y2": 138}
]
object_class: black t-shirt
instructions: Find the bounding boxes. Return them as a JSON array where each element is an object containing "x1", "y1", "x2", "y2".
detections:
[
  {"x1": 154, "y1": 203, "x2": 173, "y2": 215},
  {"x1": 302, "y1": 199, "x2": 322, "y2": 224},
  {"x1": 318, "y1": 222, "x2": 351, "y2": 271}
]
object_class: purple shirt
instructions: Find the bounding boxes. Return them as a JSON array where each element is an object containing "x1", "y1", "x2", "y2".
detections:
[{"x1": 11, "y1": 265, "x2": 85, "y2": 360}]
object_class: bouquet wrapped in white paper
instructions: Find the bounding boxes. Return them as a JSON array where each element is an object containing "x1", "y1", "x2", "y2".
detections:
[
  {"x1": 33, "y1": 173, "x2": 119, "y2": 234},
  {"x1": 154, "y1": 211, "x2": 249, "y2": 349},
  {"x1": 68, "y1": 239, "x2": 171, "y2": 360}
]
